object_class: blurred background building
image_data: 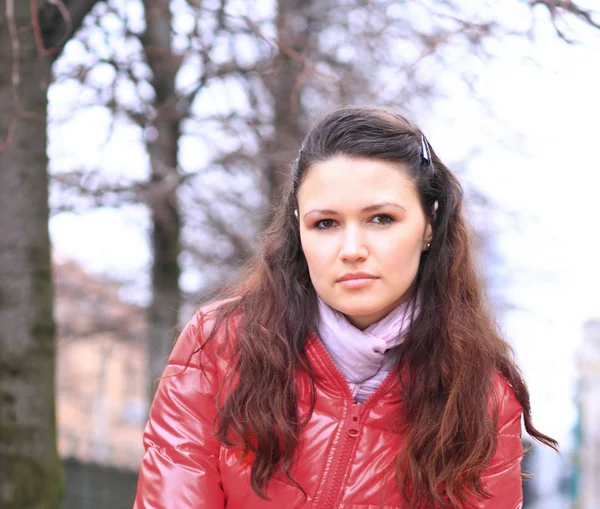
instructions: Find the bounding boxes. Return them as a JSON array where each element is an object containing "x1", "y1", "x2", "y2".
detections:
[
  {"x1": 54, "y1": 256, "x2": 147, "y2": 471},
  {"x1": 575, "y1": 321, "x2": 600, "y2": 508}
]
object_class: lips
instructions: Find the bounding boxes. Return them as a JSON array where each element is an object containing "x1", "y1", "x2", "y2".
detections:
[{"x1": 337, "y1": 272, "x2": 377, "y2": 282}]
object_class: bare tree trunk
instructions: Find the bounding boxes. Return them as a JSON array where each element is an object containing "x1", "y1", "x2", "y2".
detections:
[
  {"x1": 141, "y1": 0, "x2": 183, "y2": 401},
  {"x1": 0, "y1": 2, "x2": 61, "y2": 507},
  {"x1": 263, "y1": 0, "x2": 316, "y2": 219}
]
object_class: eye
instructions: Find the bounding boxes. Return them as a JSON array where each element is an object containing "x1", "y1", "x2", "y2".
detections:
[
  {"x1": 314, "y1": 219, "x2": 337, "y2": 230},
  {"x1": 371, "y1": 214, "x2": 395, "y2": 225}
]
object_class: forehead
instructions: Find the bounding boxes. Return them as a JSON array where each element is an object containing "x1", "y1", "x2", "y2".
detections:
[{"x1": 297, "y1": 156, "x2": 419, "y2": 209}]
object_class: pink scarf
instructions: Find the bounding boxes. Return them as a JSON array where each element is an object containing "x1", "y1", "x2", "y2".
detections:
[{"x1": 316, "y1": 296, "x2": 413, "y2": 403}]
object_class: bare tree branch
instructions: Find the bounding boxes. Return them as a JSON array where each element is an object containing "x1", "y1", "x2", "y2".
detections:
[
  {"x1": 530, "y1": 0, "x2": 600, "y2": 42},
  {"x1": 38, "y1": 0, "x2": 102, "y2": 57}
]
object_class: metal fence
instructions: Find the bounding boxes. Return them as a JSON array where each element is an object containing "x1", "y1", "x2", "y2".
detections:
[{"x1": 62, "y1": 458, "x2": 138, "y2": 509}]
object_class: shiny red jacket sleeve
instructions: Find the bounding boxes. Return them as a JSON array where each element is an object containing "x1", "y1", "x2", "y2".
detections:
[
  {"x1": 133, "y1": 311, "x2": 224, "y2": 509},
  {"x1": 474, "y1": 376, "x2": 524, "y2": 508}
]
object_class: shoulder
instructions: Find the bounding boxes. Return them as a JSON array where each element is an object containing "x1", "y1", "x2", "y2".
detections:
[
  {"x1": 166, "y1": 297, "x2": 242, "y2": 372},
  {"x1": 490, "y1": 372, "x2": 523, "y2": 434},
  {"x1": 198, "y1": 296, "x2": 242, "y2": 318}
]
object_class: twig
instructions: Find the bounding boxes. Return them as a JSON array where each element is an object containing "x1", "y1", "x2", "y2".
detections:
[
  {"x1": 1, "y1": 0, "x2": 63, "y2": 151},
  {"x1": 0, "y1": 117, "x2": 18, "y2": 151},
  {"x1": 240, "y1": 14, "x2": 338, "y2": 84},
  {"x1": 1, "y1": 0, "x2": 19, "y2": 151},
  {"x1": 530, "y1": 0, "x2": 600, "y2": 41},
  {"x1": 49, "y1": 0, "x2": 74, "y2": 48},
  {"x1": 30, "y1": 0, "x2": 73, "y2": 57}
]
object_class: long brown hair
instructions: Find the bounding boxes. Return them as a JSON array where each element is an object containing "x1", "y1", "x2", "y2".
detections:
[{"x1": 199, "y1": 106, "x2": 557, "y2": 507}]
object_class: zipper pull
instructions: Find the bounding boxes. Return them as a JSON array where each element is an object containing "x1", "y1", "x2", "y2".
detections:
[{"x1": 347, "y1": 403, "x2": 361, "y2": 437}]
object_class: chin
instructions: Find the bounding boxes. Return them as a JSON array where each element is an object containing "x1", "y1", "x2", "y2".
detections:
[{"x1": 329, "y1": 297, "x2": 389, "y2": 318}]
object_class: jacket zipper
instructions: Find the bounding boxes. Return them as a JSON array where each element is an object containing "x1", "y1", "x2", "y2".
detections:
[
  {"x1": 307, "y1": 335, "x2": 401, "y2": 507},
  {"x1": 309, "y1": 332, "x2": 401, "y2": 407},
  {"x1": 320, "y1": 402, "x2": 362, "y2": 509}
]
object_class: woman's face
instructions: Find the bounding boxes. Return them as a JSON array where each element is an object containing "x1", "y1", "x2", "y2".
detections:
[{"x1": 297, "y1": 155, "x2": 432, "y2": 330}]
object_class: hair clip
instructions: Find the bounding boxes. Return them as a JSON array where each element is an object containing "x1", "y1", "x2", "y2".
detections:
[
  {"x1": 420, "y1": 134, "x2": 431, "y2": 162},
  {"x1": 292, "y1": 149, "x2": 304, "y2": 182}
]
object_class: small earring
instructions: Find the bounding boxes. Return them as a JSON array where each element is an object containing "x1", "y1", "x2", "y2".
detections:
[{"x1": 425, "y1": 243, "x2": 431, "y2": 250}]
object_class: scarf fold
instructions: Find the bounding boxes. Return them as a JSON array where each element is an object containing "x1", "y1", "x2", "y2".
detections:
[{"x1": 316, "y1": 296, "x2": 413, "y2": 403}]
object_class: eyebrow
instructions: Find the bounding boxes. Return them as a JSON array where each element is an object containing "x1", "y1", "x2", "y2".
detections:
[{"x1": 303, "y1": 202, "x2": 406, "y2": 219}]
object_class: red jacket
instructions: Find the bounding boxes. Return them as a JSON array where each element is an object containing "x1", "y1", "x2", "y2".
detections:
[{"x1": 134, "y1": 303, "x2": 524, "y2": 508}]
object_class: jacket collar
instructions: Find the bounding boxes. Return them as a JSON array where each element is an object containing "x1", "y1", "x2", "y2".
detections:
[{"x1": 305, "y1": 331, "x2": 403, "y2": 408}]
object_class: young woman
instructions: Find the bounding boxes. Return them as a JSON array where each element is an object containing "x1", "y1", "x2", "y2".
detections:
[{"x1": 134, "y1": 106, "x2": 556, "y2": 508}]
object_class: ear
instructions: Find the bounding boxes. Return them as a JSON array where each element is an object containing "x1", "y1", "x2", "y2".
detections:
[
  {"x1": 422, "y1": 223, "x2": 433, "y2": 251},
  {"x1": 427, "y1": 201, "x2": 438, "y2": 237},
  {"x1": 424, "y1": 222, "x2": 433, "y2": 242},
  {"x1": 422, "y1": 202, "x2": 436, "y2": 250}
]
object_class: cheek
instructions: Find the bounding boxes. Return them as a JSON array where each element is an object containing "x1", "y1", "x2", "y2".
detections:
[
  {"x1": 300, "y1": 232, "x2": 326, "y2": 275},
  {"x1": 379, "y1": 232, "x2": 423, "y2": 272},
  {"x1": 301, "y1": 230, "x2": 337, "y2": 257}
]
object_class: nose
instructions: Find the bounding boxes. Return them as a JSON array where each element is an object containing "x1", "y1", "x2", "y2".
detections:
[{"x1": 339, "y1": 225, "x2": 368, "y2": 262}]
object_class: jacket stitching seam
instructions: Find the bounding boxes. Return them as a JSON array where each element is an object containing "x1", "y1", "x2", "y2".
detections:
[
  {"x1": 147, "y1": 444, "x2": 219, "y2": 456},
  {"x1": 166, "y1": 362, "x2": 202, "y2": 370}
]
